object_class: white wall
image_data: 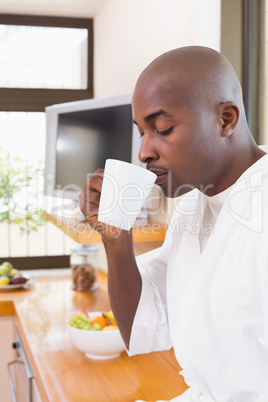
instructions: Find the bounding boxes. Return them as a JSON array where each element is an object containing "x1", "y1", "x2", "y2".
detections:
[
  {"x1": 0, "y1": 0, "x2": 106, "y2": 17},
  {"x1": 94, "y1": 0, "x2": 221, "y2": 98}
]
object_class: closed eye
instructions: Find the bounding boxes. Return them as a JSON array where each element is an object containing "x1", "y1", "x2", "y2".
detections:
[
  {"x1": 157, "y1": 127, "x2": 174, "y2": 135},
  {"x1": 138, "y1": 126, "x2": 173, "y2": 138}
]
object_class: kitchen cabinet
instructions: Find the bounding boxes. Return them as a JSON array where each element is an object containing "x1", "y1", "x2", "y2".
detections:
[
  {"x1": 0, "y1": 316, "x2": 15, "y2": 402},
  {"x1": 32, "y1": 379, "x2": 42, "y2": 402},
  {"x1": 0, "y1": 316, "x2": 42, "y2": 402},
  {"x1": 9, "y1": 368, "x2": 42, "y2": 402},
  {"x1": 9, "y1": 324, "x2": 42, "y2": 402}
]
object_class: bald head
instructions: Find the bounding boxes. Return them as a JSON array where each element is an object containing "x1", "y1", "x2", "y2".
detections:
[
  {"x1": 132, "y1": 46, "x2": 264, "y2": 197},
  {"x1": 135, "y1": 46, "x2": 244, "y2": 114}
]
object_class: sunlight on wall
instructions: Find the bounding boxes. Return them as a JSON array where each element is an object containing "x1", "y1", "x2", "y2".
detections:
[{"x1": 94, "y1": 0, "x2": 221, "y2": 98}]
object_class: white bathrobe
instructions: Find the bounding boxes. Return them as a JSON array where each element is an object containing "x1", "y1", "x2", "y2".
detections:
[{"x1": 128, "y1": 152, "x2": 268, "y2": 402}]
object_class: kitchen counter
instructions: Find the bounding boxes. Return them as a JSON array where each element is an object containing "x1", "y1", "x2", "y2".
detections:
[
  {"x1": 43, "y1": 210, "x2": 167, "y2": 244},
  {"x1": 0, "y1": 271, "x2": 188, "y2": 402}
]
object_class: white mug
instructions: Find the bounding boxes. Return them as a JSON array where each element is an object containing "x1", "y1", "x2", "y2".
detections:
[{"x1": 98, "y1": 159, "x2": 157, "y2": 230}]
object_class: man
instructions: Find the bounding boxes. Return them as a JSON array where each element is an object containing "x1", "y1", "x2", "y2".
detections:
[{"x1": 79, "y1": 46, "x2": 268, "y2": 401}]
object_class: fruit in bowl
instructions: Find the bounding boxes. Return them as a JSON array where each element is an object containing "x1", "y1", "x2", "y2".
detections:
[
  {"x1": 67, "y1": 310, "x2": 125, "y2": 359},
  {"x1": 0, "y1": 261, "x2": 30, "y2": 286}
]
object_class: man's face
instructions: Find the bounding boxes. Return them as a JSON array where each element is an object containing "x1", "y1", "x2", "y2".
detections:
[{"x1": 132, "y1": 76, "x2": 223, "y2": 198}]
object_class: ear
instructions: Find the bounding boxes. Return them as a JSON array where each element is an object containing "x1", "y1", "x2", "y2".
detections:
[{"x1": 217, "y1": 101, "x2": 240, "y2": 137}]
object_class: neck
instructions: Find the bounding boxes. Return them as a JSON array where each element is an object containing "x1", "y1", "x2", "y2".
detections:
[{"x1": 204, "y1": 143, "x2": 266, "y2": 196}]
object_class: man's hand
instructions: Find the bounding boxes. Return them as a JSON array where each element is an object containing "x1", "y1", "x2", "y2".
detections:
[
  {"x1": 79, "y1": 169, "x2": 122, "y2": 240},
  {"x1": 79, "y1": 169, "x2": 142, "y2": 349}
]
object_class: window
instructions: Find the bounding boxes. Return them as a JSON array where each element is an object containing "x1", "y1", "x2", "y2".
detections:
[
  {"x1": 0, "y1": 25, "x2": 88, "y2": 90},
  {"x1": 0, "y1": 14, "x2": 93, "y2": 268},
  {"x1": 0, "y1": 14, "x2": 93, "y2": 111}
]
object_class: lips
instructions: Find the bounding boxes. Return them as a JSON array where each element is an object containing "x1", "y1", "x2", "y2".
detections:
[
  {"x1": 155, "y1": 172, "x2": 169, "y2": 185},
  {"x1": 147, "y1": 168, "x2": 169, "y2": 185}
]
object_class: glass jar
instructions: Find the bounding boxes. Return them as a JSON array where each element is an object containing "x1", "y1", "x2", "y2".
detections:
[{"x1": 70, "y1": 243, "x2": 99, "y2": 292}]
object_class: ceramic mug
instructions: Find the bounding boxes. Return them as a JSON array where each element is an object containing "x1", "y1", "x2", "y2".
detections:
[{"x1": 98, "y1": 159, "x2": 157, "y2": 230}]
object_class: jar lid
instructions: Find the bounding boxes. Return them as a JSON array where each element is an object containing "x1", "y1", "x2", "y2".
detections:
[{"x1": 70, "y1": 243, "x2": 98, "y2": 255}]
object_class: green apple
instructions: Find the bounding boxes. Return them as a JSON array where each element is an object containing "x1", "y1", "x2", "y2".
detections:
[
  {"x1": 0, "y1": 262, "x2": 13, "y2": 275},
  {"x1": 10, "y1": 268, "x2": 19, "y2": 277}
]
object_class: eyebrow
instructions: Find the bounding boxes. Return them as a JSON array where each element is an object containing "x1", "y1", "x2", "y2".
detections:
[{"x1": 133, "y1": 109, "x2": 173, "y2": 125}]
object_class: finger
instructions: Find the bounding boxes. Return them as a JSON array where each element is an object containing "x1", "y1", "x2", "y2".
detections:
[
  {"x1": 79, "y1": 194, "x2": 99, "y2": 217},
  {"x1": 80, "y1": 188, "x2": 100, "y2": 207},
  {"x1": 83, "y1": 170, "x2": 104, "y2": 193},
  {"x1": 88, "y1": 190, "x2": 100, "y2": 206}
]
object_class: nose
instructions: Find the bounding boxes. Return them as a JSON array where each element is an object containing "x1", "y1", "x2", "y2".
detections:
[{"x1": 138, "y1": 133, "x2": 159, "y2": 164}]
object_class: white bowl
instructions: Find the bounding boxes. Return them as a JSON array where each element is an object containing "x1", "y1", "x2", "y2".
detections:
[{"x1": 67, "y1": 311, "x2": 125, "y2": 360}]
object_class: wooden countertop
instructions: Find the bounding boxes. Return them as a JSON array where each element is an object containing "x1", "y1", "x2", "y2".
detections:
[
  {"x1": 0, "y1": 272, "x2": 188, "y2": 402},
  {"x1": 43, "y1": 210, "x2": 167, "y2": 244}
]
